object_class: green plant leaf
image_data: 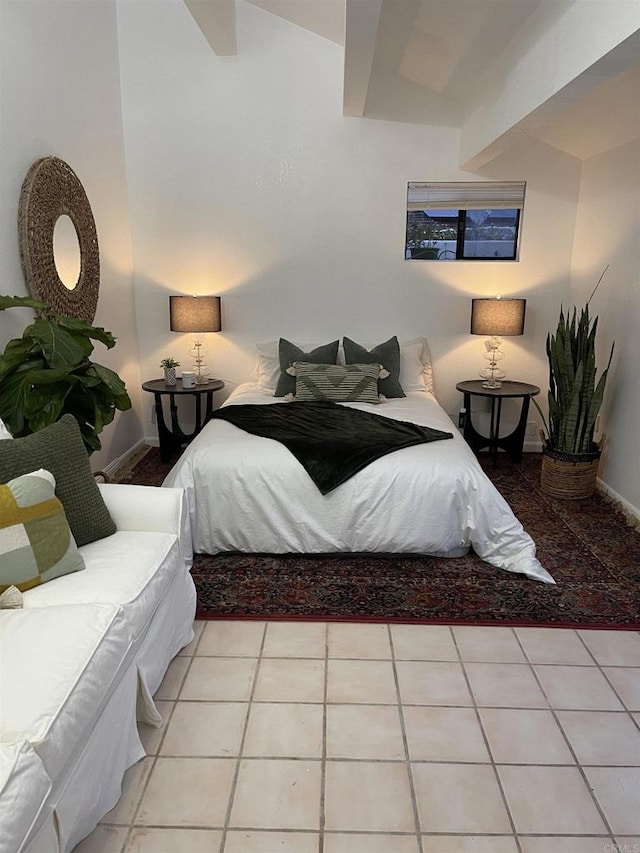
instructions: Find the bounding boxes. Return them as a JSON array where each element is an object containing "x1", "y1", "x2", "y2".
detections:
[
  {"x1": 58, "y1": 316, "x2": 116, "y2": 349},
  {"x1": 0, "y1": 294, "x2": 46, "y2": 312},
  {"x1": 90, "y1": 363, "x2": 131, "y2": 408},
  {"x1": 0, "y1": 363, "x2": 43, "y2": 435},
  {"x1": 28, "y1": 319, "x2": 87, "y2": 370}
]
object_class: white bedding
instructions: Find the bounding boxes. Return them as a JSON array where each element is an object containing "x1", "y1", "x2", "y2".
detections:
[{"x1": 163, "y1": 383, "x2": 554, "y2": 583}]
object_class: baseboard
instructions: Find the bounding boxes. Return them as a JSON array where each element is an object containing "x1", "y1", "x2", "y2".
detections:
[
  {"x1": 597, "y1": 478, "x2": 640, "y2": 528},
  {"x1": 523, "y1": 440, "x2": 543, "y2": 453},
  {"x1": 101, "y1": 439, "x2": 148, "y2": 480},
  {"x1": 143, "y1": 436, "x2": 160, "y2": 448}
]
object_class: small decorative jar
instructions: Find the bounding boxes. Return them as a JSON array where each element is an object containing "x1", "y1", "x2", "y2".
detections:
[
  {"x1": 163, "y1": 367, "x2": 177, "y2": 386},
  {"x1": 182, "y1": 371, "x2": 196, "y2": 389}
]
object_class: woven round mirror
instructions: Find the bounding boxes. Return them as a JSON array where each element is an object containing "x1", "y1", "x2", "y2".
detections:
[{"x1": 18, "y1": 156, "x2": 99, "y2": 323}]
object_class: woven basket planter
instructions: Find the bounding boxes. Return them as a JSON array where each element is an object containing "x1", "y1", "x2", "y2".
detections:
[{"x1": 541, "y1": 445, "x2": 601, "y2": 500}]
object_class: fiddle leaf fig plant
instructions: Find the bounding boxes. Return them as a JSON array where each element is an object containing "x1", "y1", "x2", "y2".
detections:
[{"x1": 0, "y1": 294, "x2": 131, "y2": 453}]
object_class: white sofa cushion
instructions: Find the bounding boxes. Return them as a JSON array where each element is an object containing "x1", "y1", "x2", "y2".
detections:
[
  {"x1": 23, "y1": 531, "x2": 182, "y2": 644},
  {"x1": 0, "y1": 741, "x2": 52, "y2": 853},
  {"x1": 0, "y1": 603, "x2": 131, "y2": 781}
]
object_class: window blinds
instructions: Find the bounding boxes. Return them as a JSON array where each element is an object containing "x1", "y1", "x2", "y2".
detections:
[{"x1": 407, "y1": 181, "x2": 526, "y2": 211}]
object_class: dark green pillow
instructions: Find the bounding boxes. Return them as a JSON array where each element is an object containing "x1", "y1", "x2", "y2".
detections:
[
  {"x1": 0, "y1": 415, "x2": 116, "y2": 547},
  {"x1": 274, "y1": 338, "x2": 340, "y2": 397},
  {"x1": 343, "y1": 336, "x2": 405, "y2": 398}
]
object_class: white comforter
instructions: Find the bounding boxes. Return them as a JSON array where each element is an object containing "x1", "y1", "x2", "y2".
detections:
[{"x1": 163, "y1": 383, "x2": 554, "y2": 583}]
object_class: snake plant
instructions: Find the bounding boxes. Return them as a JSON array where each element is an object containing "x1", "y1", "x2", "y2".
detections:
[
  {"x1": 0, "y1": 294, "x2": 131, "y2": 454},
  {"x1": 533, "y1": 270, "x2": 614, "y2": 456}
]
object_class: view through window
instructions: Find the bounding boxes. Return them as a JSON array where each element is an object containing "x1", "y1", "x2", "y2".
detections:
[{"x1": 406, "y1": 182, "x2": 526, "y2": 261}]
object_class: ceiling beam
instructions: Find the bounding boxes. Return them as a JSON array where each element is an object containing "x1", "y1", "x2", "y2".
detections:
[
  {"x1": 343, "y1": 0, "x2": 383, "y2": 117},
  {"x1": 459, "y1": 1, "x2": 640, "y2": 169},
  {"x1": 183, "y1": 0, "x2": 237, "y2": 56}
]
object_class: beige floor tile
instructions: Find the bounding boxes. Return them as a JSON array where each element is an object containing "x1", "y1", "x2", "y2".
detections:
[
  {"x1": 464, "y1": 663, "x2": 548, "y2": 708},
  {"x1": 197, "y1": 619, "x2": 265, "y2": 656},
  {"x1": 177, "y1": 620, "x2": 205, "y2": 656},
  {"x1": 224, "y1": 831, "x2": 319, "y2": 852},
  {"x1": 519, "y1": 839, "x2": 613, "y2": 853},
  {"x1": 578, "y1": 630, "x2": 640, "y2": 666},
  {"x1": 584, "y1": 767, "x2": 640, "y2": 834},
  {"x1": 124, "y1": 828, "x2": 223, "y2": 852},
  {"x1": 557, "y1": 710, "x2": 640, "y2": 764},
  {"x1": 243, "y1": 702, "x2": 323, "y2": 758},
  {"x1": 135, "y1": 757, "x2": 235, "y2": 827},
  {"x1": 229, "y1": 759, "x2": 321, "y2": 830},
  {"x1": 390, "y1": 624, "x2": 458, "y2": 661},
  {"x1": 324, "y1": 833, "x2": 420, "y2": 852},
  {"x1": 160, "y1": 701, "x2": 247, "y2": 756},
  {"x1": 180, "y1": 656, "x2": 257, "y2": 701},
  {"x1": 327, "y1": 623, "x2": 391, "y2": 659},
  {"x1": 154, "y1": 656, "x2": 190, "y2": 700},
  {"x1": 138, "y1": 700, "x2": 173, "y2": 755},
  {"x1": 478, "y1": 708, "x2": 574, "y2": 764},
  {"x1": 534, "y1": 664, "x2": 624, "y2": 710},
  {"x1": 262, "y1": 621, "x2": 326, "y2": 658},
  {"x1": 412, "y1": 763, "x2": 511, "y2": 834},
  {"x1": 604, "y1": 667, "x2": 640, "y2": 710},
  {"x1": 101, "y1": 758, "x2": 154, "y2": 825},
  {"x1": 326, "y1": 704, "x2": 405, "y2": 759},
  {"x1": 253, "y1": 658, "x2": 325, "y2": 702},
  {"x1": 514, "y1": 627, "x2": 594, "y2": 664},
  {"x1": 422, "y1": 838, "x2": 519, "y2": 853},
  {"x1": 396, "y1": 661, "x2": 473, "y2": 706},
  {"x1": 73, "y1": 825, "x2": 128, "y2": 853},
  {"x1": 403, "y1": 706, "x2": 490, "y2": 762},
  {"x1": 327, "y1": 659, "x2": 397, "y2": 704},
  {"x1": 324, "y1": 761, "x2": 415, "y2": 832},
  {"x1": 452, "y1": 626, "x2": 526, "y2": 663},
  {"x1": 497, "y1": 765, "x2": 607, "y2": 834}
]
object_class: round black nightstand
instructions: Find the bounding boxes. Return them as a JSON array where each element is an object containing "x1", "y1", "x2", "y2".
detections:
[
  {"x1": 456, "y1": 380, "x2": 540, "y2": 466},
  {"x1": 142, "y1": 378, "x2": 225, "y2": 462}
]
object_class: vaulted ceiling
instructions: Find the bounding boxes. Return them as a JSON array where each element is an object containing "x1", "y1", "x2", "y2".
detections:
[{"x1": 183, "y1": 0, "x2": 640, "y2": 166}]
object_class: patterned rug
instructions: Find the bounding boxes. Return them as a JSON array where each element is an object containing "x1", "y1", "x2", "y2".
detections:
[{"x1": 120, "y1": 449, "x2": 640, "y2": 628}]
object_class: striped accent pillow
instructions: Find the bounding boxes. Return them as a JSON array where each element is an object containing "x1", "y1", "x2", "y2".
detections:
[
  {"x1": 292, "y1": 362, "x2": 382, "y2": 404},
  {"x1": 0, "y1": 469, "x2": 85, "y2": 593}
]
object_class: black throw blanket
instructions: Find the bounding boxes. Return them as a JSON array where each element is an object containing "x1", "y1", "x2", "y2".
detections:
[{"x1": 212, "y1": 400, "x2": 453, "y2": 494}]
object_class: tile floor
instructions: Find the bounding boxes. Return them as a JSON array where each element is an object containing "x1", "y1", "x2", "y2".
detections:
[{"x1": 74, "y1": 621, "x2": 640, "y2": 853}]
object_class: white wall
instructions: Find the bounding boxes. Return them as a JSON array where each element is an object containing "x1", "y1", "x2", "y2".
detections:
[
  {"x1": 0, "y1": 0, "x2": 142, "y2": 470},
  {"x1": 569, "y1": 139, "x2": 640, "y2": 514},
  {"x1": 117, "y1": 0, "x2": 582, "y2": 443}
]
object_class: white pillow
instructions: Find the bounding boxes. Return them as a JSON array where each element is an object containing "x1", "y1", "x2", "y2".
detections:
[
  {"x1": 399, "y1": 337, "x2": 434, "y2": 394},
  {"x1": 251, "y1": 341, "x2": 280, "y2": 392},
  {"x1": 0, "y1": 418, "x2": 12, "y2": 440}
]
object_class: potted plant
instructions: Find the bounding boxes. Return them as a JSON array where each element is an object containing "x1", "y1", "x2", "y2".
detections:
[
  {"x1": 160, "y1": 357, "x2": 180, "y2": 386},
  {"x1": 0, "y1": 294, "x2": 131, "y2": 454},
  {"x1": 533, "y1": 270, "x2": 614, "y2": 499}
]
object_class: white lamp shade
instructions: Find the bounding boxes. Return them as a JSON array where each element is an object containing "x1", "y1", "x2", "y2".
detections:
[
  {"x1": 169, "y1": 296, "x2": 221, "y2": 333},
  {"x1": 470, "y1": 298, "x2": 526, "y2": 336}
]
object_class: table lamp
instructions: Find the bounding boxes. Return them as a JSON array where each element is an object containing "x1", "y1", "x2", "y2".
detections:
[
  {"x1": 169, "y1": 295, "x2": 222, "y2": 384},
  {"x1": 470, "y1": 297, "x2": 526, "y2": 388}
]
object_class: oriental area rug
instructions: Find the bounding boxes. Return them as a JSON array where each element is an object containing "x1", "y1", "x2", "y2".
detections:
[{"x1": 119, "y1": 449, "x2": 640, "y2": 629}]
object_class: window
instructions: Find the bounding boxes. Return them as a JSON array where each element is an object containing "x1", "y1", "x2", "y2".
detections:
[{"x1": 405, "y1": 181, "x2": 526, "y2": 261}]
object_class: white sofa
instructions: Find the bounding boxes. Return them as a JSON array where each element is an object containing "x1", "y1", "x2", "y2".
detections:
[{"x1": 0, "y1": 483, "x2": 196, "y2": 853}]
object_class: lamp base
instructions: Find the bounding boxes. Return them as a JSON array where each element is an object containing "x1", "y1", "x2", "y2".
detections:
[{"x1": 481, "y1": 378, "x2": 503, "y2": 389}]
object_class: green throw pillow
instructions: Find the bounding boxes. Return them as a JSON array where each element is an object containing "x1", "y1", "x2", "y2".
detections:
[
  {"x1": 274, "y1": 338, "x2": 340, "y2": 397},
  {"x1": 0, "y1": 415, "x2": 115, "y2": 547},
  {"x1": 292, "y1": 362, "x2": 382, "y2": 404},
  {"x1": 0, "y1": 469, "x2": 85, "y2": 592},
  {"x1": 343, "y1": 336, "x2": 405, "y2": 398}
]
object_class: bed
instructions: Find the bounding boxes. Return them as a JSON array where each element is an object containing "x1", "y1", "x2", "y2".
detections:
[{"x1": 163, "y1": 338, "x2": 553, "y2": 584}]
